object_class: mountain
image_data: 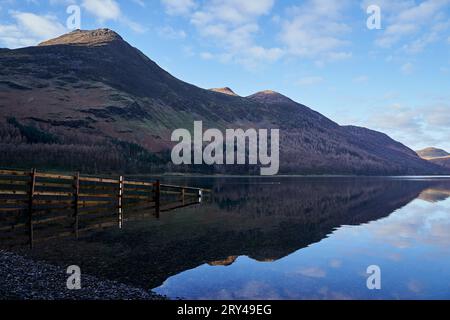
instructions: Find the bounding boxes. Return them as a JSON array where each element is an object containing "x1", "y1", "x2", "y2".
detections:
[
  {"x1": 417, "y1": 147, "x2": 450, "y2": 159},
  {"x1": 0, "y1": 29, "x2": 446, "y2": 175},
  {"x1": 417, "y1": 147, "x2": 450, "y2": 169}
]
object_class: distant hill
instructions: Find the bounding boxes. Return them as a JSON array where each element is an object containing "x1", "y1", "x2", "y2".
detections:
[
  {"x1": 417, "y1": 147, "x2": 450, "y2": 169},
  {"x1": 417, "y1": 147, "x2": 450, "y2": 159},
  {"x1": 0, "y1": 29, "x2": 446, "y2": 175}
]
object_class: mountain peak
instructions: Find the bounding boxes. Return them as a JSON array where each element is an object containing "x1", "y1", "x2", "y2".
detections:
[
  {"x1": 247, "y1": 90, "x2": 294, "y2": 104},
  {"x1": 39, "y1": 28, "x2": 123, "y2": 47},
  {"x1": 210, "y1": 87, "x2": 239, "y2": 96}
]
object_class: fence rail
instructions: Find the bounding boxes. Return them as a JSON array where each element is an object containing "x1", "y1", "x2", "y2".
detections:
[
  {"x1": 0, "y1": 169, "x2": 210, "y2": 209},
  {"x1": 0, "y1": 168, "x2": 211, "y2": 248}
]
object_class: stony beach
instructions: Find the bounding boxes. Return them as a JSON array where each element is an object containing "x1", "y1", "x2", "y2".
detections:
[{"x1": 0, "y1": 251, "x2": 165, "y2": 300}]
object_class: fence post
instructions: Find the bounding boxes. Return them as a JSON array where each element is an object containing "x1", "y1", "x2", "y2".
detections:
[
  {"x1": 28, "y1": 168, "x2": 36, "y2": 249},
  {"x1": 155, "y1": 180, "x2": 161, "y2": 219},
  {"x1": 73, "y1": 172, "x2": 80, "y2": 238},
  {"x1": 181, "y1": 188, "x2": 185, "y2": 205},
  {"x1": 118, "y1": 176, "x2": 124, "y2": 228},
  {"x1": 118, "y1": 176, "x2": 124, "y2": 209}
]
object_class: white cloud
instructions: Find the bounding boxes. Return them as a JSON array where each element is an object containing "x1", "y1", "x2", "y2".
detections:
[
  {"x1": 356, "y1": 102, "x2": 450, "y2": 151},
  {"x1": 279, "y1": 0, "x2": 352, "y2": 63},
  {"x1": 373, "y1": 0, "x2": 450, "y2": 50},
  {"x1": 190, "y1": 0, "x2": 274, "y2": 25},
  {"x1": 0, "y1": 11, "x2": 66, "y2": 48},
  {"x1": 296, "y1": 267, "x2": 326, "y2": 278},
  {"x1": 296, "y1": 76, "x2": 324, "y2": 86},
  {"x1": 402, "y1": 31, "x2": 439, "y2": 54},
  {"x1": 158, "y1": 0, "x2": 449, "y2": 69},
  {"x1": 12, "y1": 11, "x2": 66, "y2": 39},
  {"x1": 245, "y1": 45, "x2": 283, "y2": 62},
  {"x1": 160, "y1": 0, "x2": 357, "y2": 67},
  {"x1": 376, "y1": 23, "x2": 417, "y2": 48},
  {"x1": 161, "y1": 0, "x2": 197, "y2": 16},
  {"x1": 158, "y1": 26, "x2": 187, "y2": 39},
  {"x1": 200, "y1": 52, "x2": 214, "y2": 60},
  {"x1": 82, "y1": 0, "x2": 121, "y2": 22},
  {"x1": 369, "y1": 104, "x2": 421, "y2": 133},
  {"x1": 121, "y1": 16, "x2": 147, "y2": 33},
  {"x1": 81, "y1": 0, "x2": 146, "y2": 33},
  {"x1": 161, "y1": 0, "x2": 281, "y2": 68},
  {"x1": 131, "y1": 0, "x2": 146, "y2": 7},
  {"x1": 361, "y1": 0, "x2": 414, "y2": 14},
  {"x1": 48, "y1": 0, "x2": 77, "y2": 5},
  {"x1": 0, "y1": 1, "x2": 146, "y2": 48},
  {"x1": 424, "y1": 105, "x2": 450, "y2": 127},
  {"x1": 0, "y1": 24, "x2": 34, "y2": 48}
]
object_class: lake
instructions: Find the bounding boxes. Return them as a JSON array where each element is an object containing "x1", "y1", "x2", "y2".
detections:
[{"x1": 2, "y1": 176, "x2": 450, "y2": 300}]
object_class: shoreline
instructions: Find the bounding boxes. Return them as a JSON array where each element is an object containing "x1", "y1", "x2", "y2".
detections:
[
  {"x1": 0, "y1": 251, "x2": 165, "y2": 300},
  {"x1": 2, "y1": 167, "x2": 450, "y2": 179}
]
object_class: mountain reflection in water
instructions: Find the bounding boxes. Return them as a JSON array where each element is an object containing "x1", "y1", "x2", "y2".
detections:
[{"x1": 1, "y1": 177, "x2": 450, "y2": 299}]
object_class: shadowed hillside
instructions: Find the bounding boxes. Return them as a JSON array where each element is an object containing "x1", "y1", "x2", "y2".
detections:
[{"x1": 0, "y1": 29, "x2": 446, "y2": 175}]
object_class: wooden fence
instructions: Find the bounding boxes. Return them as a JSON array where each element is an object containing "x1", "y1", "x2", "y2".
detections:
[{"x1": 0, "y1": 168, "x2": 211, "y2": 248}]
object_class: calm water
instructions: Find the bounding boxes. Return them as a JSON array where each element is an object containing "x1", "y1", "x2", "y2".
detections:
[{"x1": 2, "y1": 177, "x2": 450, "y2": 300}]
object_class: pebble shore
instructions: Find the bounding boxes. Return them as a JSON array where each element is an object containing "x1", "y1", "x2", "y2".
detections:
[{"x1": 0, "y1": 251, "x2": 165, "y2": 300}]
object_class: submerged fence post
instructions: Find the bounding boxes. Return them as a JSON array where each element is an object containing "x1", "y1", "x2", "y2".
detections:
[
  {"x1": 155, "y1": 180, "x2": 161, "y2": 219},
  {"x1": 28, "y1": 168, "x2": 36, "y2": 249},
  {"x1": 181, "y1": 188, "x2": 185, "y2": 205},
  {"x1": 198, "y1": 189, "x2": 203, "y2": 203},
  {"x1": 73, "y1": 172, "x2": 80, "y2": 238}
]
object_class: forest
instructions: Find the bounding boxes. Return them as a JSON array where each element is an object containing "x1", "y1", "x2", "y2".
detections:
[{"x1": 0, "y1": 118, "x2": 168, "y2": 173}]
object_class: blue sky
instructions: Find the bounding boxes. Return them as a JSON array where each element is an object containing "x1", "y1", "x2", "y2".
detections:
[{"x1": 0, "y1": 0, "x2": 449, "y2": 151}]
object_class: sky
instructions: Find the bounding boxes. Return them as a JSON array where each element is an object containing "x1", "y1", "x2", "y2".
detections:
[{"x1": 0, "y1": 0, "x2": 449, "y2": 151}]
